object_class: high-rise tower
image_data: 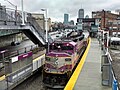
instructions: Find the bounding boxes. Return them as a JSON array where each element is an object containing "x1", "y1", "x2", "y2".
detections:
[
  {"x1": 78, "y1": 9, "x2": 84, "y2": 18},
  {"x1": 64, "y1": 14, "x2": 69, "y2": 24}
]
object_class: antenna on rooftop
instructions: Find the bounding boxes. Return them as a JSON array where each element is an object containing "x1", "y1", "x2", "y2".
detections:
[{"x1": 81, "y1": 4, "x2": 82, "y2": 9}]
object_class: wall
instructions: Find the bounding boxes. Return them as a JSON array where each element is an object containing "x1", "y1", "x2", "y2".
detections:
[{"x1": 0, "y1": 33, "x2": 24, "y2": 47}]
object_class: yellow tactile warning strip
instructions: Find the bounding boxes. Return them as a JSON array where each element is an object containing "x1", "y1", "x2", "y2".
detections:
[
  {"x1": 0, "y1": 75, "x2": 5, "y2": 81},
  {"x1": 64, "y1": 38, "x2": 91, "y2": 90}
]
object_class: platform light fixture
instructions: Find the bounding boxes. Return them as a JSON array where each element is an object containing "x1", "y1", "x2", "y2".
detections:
[
  {"x1": 21, "y1": 0, "x2": 25, "y2": 25},
  {"x1": 41, "y1": 8, "x2": 49, "y2": 52},
  {"x1": 41, "y1": 8, "x2": 48, "y2": 43}
]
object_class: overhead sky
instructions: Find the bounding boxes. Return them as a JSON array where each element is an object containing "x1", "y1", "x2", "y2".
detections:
[{"x1": 1, "y1": 0, "x2": 120, "y2": 22}]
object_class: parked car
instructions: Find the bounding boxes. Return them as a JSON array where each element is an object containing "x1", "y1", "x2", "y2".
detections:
[{"x1": 11, "y1": 41, "x2": 20, "y2": 46}]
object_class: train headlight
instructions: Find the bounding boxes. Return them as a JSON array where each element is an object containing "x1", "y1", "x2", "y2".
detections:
[
  {"x1": 46, "y1": 68, "x2": 49, "y2": 71},
  {"x1": 60, "y1": 69, "x2": 64, "y2": 72},
  {"x1": 65, "y1": 58, "x2": 71, "y2": 61},
  {"x1": 55, "y1": 61, "x2": 59, "y2": 65}
]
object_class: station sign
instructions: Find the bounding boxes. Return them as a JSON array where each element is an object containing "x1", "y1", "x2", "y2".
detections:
[
  {"x1": 18, "y1": 51, "x2": 32, "y2": 60},
  {"x1": 11, "y1": 51, "x2": 33, "y2": 63}
]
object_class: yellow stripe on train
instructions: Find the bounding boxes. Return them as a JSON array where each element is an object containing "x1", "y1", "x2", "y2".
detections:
[
  {"x1": 0, "y1": 75, "x2": 5, "y2": 81},
  {"x1": 33, "y1": 54, "x2": 45, "y2": 62}
]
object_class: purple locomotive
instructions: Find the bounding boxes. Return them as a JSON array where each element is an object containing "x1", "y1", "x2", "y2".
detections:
[{"x1": 43, "y1": 32, "x2": 88, "y2": 88}]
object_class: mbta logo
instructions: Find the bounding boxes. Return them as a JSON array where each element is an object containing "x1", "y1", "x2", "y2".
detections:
[{"x1": 54, "y1": 61, "x2": 59, "y2": 66}]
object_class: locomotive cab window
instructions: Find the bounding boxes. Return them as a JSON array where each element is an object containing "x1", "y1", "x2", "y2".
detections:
[
  {"x1": 50, "y1": 43, "x2": 63, "y2": 50},
  {"x1": 62, "y1": 46, "x2": 73, "y2": 50},
  {"x1": 50, "y1": 43, "x2": 74, "y2": 51},
  {"x1": 46, "y1": 57, "x2": 50, "y2": 61}
]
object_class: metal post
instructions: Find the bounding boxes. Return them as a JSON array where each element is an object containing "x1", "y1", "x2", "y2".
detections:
[
  {"x1": 2, "y1": 53, "x2": 8, "y2": 90},
  {"x1": 103, "y1": 9, "x2": 105, "y2": 28},
  {"x1": 4, "y1": 0, "x2": 17, "y2": 24},
  {"x1": 0, "y1": 50, "x2": 8, "y2": 90},
  {"x1": 15, "y1": 6, "x2": 17, "y2": 24},
  {"x1": 45, "y1": 9, "x2": 48, "y2": 43},
  {"x1": 101, "y1": 30, "x2": 104, "y2": 50},
  {"x1": 45, "y1": 10, "x2": 49, "y2": 53},
  {"x1": 41, "y1": 9, "x2": 49, "y2": 52},
  {"x1": 21, "y1": 0, "x2": 25, "y2": 25},
  {"x1": 106, "y1": 31, "x2": 109, "y2": 54}
]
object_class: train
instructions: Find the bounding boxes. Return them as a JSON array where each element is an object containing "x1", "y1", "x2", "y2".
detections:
[
  {"x1": 42, "y1": 31, "x2": 89, "y2": 88},
  {"x1": 0, "y1": 46, "x2": 45, "y2": 90}
]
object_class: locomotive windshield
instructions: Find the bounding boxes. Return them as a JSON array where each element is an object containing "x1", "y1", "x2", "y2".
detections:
[
  {"x1": 50, "y1": 43, "x2": 73, "y2": 51},
  {"x1": 62, "y1": 46, "x2": 73, "y2": 50}
]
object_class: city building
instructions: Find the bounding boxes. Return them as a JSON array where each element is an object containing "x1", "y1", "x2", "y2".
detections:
[
  {"x1": 64, "y1": 14, "x2": 69, "y2": 24},
  {"x1": 69, "y1": 20, "x2": 74, "y2": 25},
  {"x1": 92, "y1": 10, "x2": 120, "y2": 30},
  {"x1": 85, "y1": 15, "x2": 89, "y2": 18},
  {"x1": 78, "y1": 9, "x2": 84, "y2": 18}
]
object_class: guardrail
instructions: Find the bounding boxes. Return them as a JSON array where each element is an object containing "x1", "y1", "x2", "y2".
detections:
[
  {"x1": 101, "y1": 41, "x2": 119, "y2": 90},
  {"x1": 0, "y1": 8, "x2": 22, "y2": 24}
]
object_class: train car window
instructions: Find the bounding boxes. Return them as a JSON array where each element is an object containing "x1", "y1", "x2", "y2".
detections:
[
  {"x1": 65, "y1": 58, "x2": 71, "y2": 61},
  {"x1": 46, "y1": 57, "x2": 50, "y2": 61},
  {"x1": 49, "y1": 43, "x2": 73, "y2": 51},
  {"x1": 50, "y1": 43, "x2": 63, "y2": 50},
  {"x1": 46, "y1": 57, "x2": 58, "y2": 62},
  {"x1": 62, "y1": 46, "x2": 73, "y2": 50}
]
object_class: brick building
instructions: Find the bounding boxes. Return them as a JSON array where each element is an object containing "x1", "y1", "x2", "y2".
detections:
[{"x1": 92, "y1": 10, "x2": 120, "y2": 30}]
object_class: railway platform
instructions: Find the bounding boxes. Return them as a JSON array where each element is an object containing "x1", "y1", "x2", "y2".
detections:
[{"x1": 64, "y1": 38, "x2": 112, "y2": 90}]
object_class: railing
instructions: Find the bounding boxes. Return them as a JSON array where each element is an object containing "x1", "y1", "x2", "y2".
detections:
[
  {"x1": 0, "y1": 29, "x2": 20, "y2": 36},
  {"x1": 0, "y1": 8, "x2": 21, "y2": 23},
  {"x1": 0, "y1": 9, "x2": 15, "y2": 22},
  {"x1": 27, "y1": 14, "x2": 46, "y2": 41},
  {"x1": 27, "y1": 13, "x2": 53, "y2": 43},
  {"x1": 101, "y1": 41, "x2": 119, "y2": 90}
]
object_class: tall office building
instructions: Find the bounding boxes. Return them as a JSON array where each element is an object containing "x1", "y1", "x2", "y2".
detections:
[
  {"x1": 78, "y1": 9, "x2": 84, "y2": 18},
  {"x1": 64, "y1": 14, "x2": 69, "y2": 24}
]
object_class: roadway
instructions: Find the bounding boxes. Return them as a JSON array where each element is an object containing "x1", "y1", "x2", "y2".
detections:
[{"x1": 12, "y1": 70, "x2": 44, "y2": 90}]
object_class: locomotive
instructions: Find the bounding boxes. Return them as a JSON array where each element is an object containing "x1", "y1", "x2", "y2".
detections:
[{"x1": 43, "y1": 31, "x2": 88, "y2": 88}]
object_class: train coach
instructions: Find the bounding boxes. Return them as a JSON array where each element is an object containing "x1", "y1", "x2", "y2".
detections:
[{"x1": 0, "y1": 48, "x2": 45, "y2": 90}]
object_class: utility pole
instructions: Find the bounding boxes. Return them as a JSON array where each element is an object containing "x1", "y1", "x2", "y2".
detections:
[
  {"x1": 41, "y1": 9, "x2": 49, "y2": 52},
  {"x1": 103, "y1": 9, "x2": 106, "y2": 29}
]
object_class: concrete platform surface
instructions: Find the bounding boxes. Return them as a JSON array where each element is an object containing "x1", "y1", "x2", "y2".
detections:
[{"x1": 74, "y1": 39, "x2": 111, "y2": 90}]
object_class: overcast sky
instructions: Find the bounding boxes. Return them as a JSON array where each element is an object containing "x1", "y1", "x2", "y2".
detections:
[{"x1": 1, "y1": 0, "x2": 120, "y2": 22}]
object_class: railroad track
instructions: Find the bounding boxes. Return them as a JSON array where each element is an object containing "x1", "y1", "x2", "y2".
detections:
[
  {"x1": 12, "y1": 70, "x2": 63, "y2": 90},
  {"x1": 12, "y1": 70, "x2": 45, "y2": 90}
]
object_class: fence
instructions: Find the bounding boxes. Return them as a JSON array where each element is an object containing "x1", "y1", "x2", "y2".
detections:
[
  {"x1": 0, "y1": 7, "x2": 29, "y2": 25},
  {"x1": 101, "y1": 42, "x2": 119, "y2": 90}
]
